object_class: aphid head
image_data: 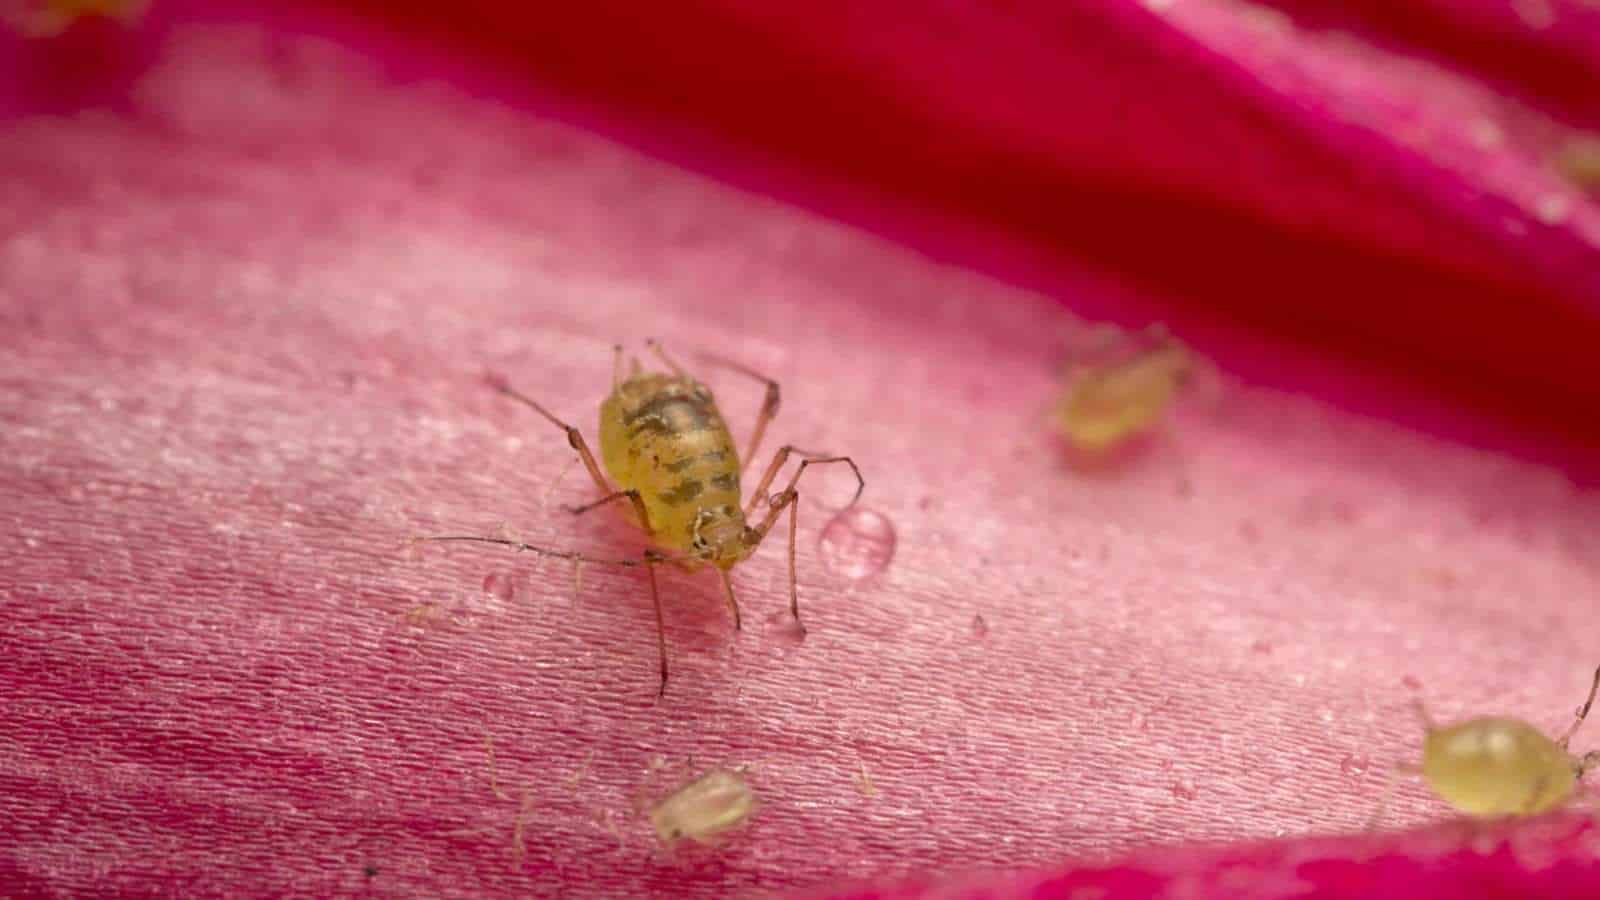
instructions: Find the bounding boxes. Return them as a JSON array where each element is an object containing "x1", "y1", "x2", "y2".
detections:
[{"x1": 691, "y1": 505, "x2": 754, "y2": 568}]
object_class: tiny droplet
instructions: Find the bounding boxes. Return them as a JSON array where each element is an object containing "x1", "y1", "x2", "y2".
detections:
[
  {"x1": 482, "y1": 573, "x2": 516, "y2": 603},
  {"x1": 1171, "y1": 780, "x2": 1197, "y2": 800},
  {"x1": 1340, "y1": 755, "x2": 1370, "y2": 777},
  {"x1": 818, "y1": 507, "x2": 896, "y2": 580},
  {"x1": 1250, "y1": 639, "x2": 1273, "y2": 655},
  {"x1": 766, "y1": 610, "x2": 808, "y2": 646},
  {"x1": 1402, "y1": 675, "x2": 1422, "y2": 691}
]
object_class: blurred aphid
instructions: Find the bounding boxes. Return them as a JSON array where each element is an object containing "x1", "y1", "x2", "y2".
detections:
[
  {"x1": 1417, "y1": 666, "x2": 1600, "y2": 817},
  {"x1": 1054, "y1": 325, "x2": 1194, "y2": 454},
  {"x1": 650, "y1": 767, "x2": 757, "y2": 847},
  {"x1": 4, "y1": 0, "x2": 147, "y2": 37},
  {"x1": 1556, "y1": 135, "x2": 1600, "y2": 194}
]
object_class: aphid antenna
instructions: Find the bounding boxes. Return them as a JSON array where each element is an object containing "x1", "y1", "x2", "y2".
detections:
[
  {"x1": 414, "y1": 535, "x2": 694, "y2": 568},
  {"x1": 644, "y1": 338, "x2": 689, "y2": 377},
  {"x1": 1556, "y1": 665, "x2": 1600, "y2": 750}
]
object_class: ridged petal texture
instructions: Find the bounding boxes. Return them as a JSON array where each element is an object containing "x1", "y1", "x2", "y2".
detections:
[{"x1": 3, "y1": 2, "x2": 1599, "y2": 898}]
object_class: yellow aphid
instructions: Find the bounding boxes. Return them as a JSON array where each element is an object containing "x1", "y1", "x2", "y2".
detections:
[
  {"x1": 422, "y1": 341, "x2": 863, "y2": 694},
  {"x1": 6, "y1": 0, "x2": 147, "y2": 37},
  {"x1": 650, "y1": 767, "x2": 757, "y2": 847},
  {"x1": 1419, "y1": 667, "x2": 1600, "y2": 817},
  {"x1": 1556, "y1": 135, "x2": 1600, "y2": 193},
  {"x1": 1055, "y1": 328, "x2": 1192, "y2": 454}
]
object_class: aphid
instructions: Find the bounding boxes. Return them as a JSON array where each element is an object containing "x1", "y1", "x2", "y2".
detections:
[
  {"x1": 5, "y1": 0, "x2": 147, "y2": 37},
  {"x1": 1053, "y1": 325, "x2": 1194, "y2": 454},
  {"x1": 422, "y1": 341, "x2": 863, "y2": 694},
  {"x1": 1416, "y1": 666, "x2": 1600, "y2": 817},
  {"x1": 649, "y1": 767, "x2": 757, "y2": 847},
  {"x1": 1556, "y1": 134, "x2": 1600, "y2": 194}
]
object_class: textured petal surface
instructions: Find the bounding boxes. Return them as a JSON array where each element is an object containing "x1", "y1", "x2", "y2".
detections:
[{"x1": 3, "y1": 3, "x2": 1600, "y2": 899}]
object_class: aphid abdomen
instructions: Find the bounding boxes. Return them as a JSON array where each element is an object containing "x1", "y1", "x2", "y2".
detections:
[
  {"x1": 1056, "y1": 344, "x2": 1190, "y2": 452},
  {"x1": 1422, "y1": 717, "x2": 1575, "y2": 816},
  {"x1": 649, "y1": 767, "x2": 757, "y2": 847},
  {"x1": 599, "y1": 374, "x2": 742, "y2": 553}
]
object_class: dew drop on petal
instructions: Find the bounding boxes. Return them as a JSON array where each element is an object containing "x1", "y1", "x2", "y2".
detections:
[
  {"x1": 1171, "y1": 780, "x2": 1197, "y2": 800},
  {"x1": 482, "y1": 573, "x2": 516, "y2": 603},
  {"x1": 766, "y1": 609, "x2": 808, "y2": 646},
  {"x1": 1340, "y1": 755, "x2": 1371, "y2": 777},
  {"x1": 818, "y1": 507, "x2": 896, "y2": 580}
]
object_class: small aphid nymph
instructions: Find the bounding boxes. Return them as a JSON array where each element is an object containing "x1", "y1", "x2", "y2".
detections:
[
  {"x1": 421, "y1": 341, "x2": 863, "y2": 693},
  {"x1": 1418, "y1": 666, "x2": 1600, "y2": 817},
  {"x1": 5, "y1": 0, "x2": 147, "y2": 37},
  {"x1": 649, "y1": 767, "x2": 757, "y2": 847},
  {"x1": 1054, "y1": 325, "x2": 1193, "y2": 454}
]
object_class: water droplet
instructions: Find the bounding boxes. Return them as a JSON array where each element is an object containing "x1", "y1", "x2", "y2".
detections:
[
  {"x1": 1238, "y1": 520, "x2": 1261, "y2": 543},
  {"x1": 766, "y1": 610, "x2": 807, "y2": 646},
  {"x1": 1402, "y1": 675, "x2": 1422, "y2": 691},
  {"x1": 971, "y1": 614, "x2": 990, "y2": 640},
  {"x1": 482, "y1": 573, "x2": 516, "y2": 603},
  {"x1": 1171, "y1": 780, "x2": 1197, "y2": 800},
  {"x1": 1340, "y1": 755, "x2": 1371, "y2": 777},
  {"x1": 818, "y1": 507, "x2": 896, "y2": 580},
  {"x1": 1250, "y1": 639, "x2": 1273, "y2": 655}
]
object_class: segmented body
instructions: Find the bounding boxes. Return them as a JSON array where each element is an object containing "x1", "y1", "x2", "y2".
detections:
[{"x1": 598, "y1": 374, "x2": 744, "y2": 563}]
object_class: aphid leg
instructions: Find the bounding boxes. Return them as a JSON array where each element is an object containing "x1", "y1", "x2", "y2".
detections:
[
  {"x1": 742, "y1": 456, "x2": 864, "y2": 630},
  {"x1": 745, "y1": 445, "x2": 865, "y2": 518},
  {"x1": 717, "y1": 568, "x2": 743, "y2": 631},
  {"x1": 484, "y1": 373, "x2": 615, "y2": 502},
  {"x1": 565, "y1": 488, "x2": 655, "y2": 536},
  {"x1": 1365, "y1": 760, "x2": 1422, "y2": 831},
  {"x1": 414, "y1": 535, "x2": 643, "y2": 569},
  {"x1": 1411, "y1": 699, "x2": 1438, "y2": 732},
  {"x1": 645, "y1": 338, "x2": 689, "y2": 377},
  {"x1": 645, "y1": 551, "x2": 670, "y2": 697},
  {"x1": 1556, "y1": 665, "x2": 1600, "y2": 750},
  {"x1": 695, "y1": 351, "x2": 782, "y2": 471},
  {"x1": 1575, "y1": 750, "x2": 1600, "y2": 779},
  {"x1": 783, "y1": 487, "x2": 803, "y2": 631}
]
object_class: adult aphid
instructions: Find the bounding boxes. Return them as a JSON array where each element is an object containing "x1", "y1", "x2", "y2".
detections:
[
  {"x1": 421, "y1": 341, "x2": 862, "y2": 694},
  {"x1": 1414, "y1": 666, "x2": 1600, "y2": 817}
]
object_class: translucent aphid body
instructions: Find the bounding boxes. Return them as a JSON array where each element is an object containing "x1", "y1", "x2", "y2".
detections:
[
  {"x1": 650, "y1": 767, "x2": 757, "y2": 847},
  {"x1": 6, "y1": 0, "x2": 146, "y2": 37},
  {"x1": 1055, "y1": 329, "x2": 1192, "y2": 454},
  {"x1": 1556, "y1": 135, "x2": 1600, "y2": 193},
  {"x1": 1419, "y1": 667, "x2": 1600, "y2": 817},
  {"x1": 423, "y1": 342, "x2": 862, "y2": 694}
]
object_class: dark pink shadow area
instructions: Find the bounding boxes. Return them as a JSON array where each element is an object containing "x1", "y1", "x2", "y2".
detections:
[
  {"x1": 300, "y1": 0, "x2": 1600, "y2": 473},
  {"x1": 3, "y1": 1, "x2": 1600, "y2": 898}
]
